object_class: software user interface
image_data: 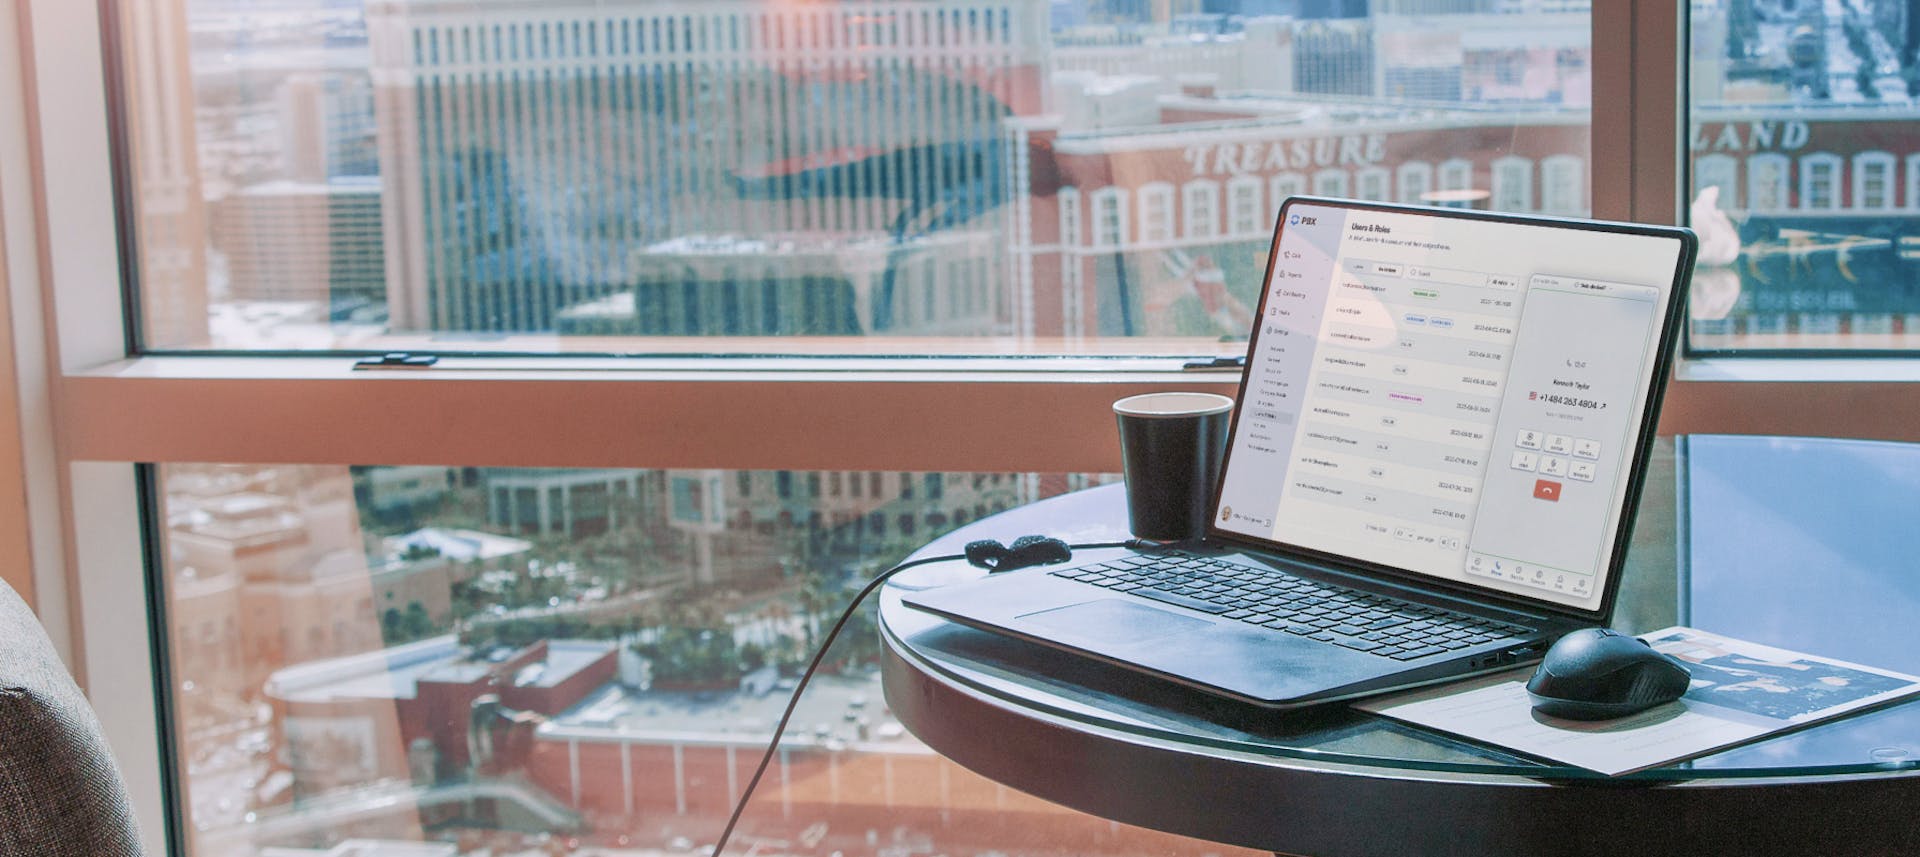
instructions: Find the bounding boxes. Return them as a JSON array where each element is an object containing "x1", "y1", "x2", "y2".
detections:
[{"x1": 1215, "y1": 201, "x2": 1684, "y2": 612}]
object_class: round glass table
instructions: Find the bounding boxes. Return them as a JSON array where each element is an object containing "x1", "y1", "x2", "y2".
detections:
[{"x1": 879, "y1": 437, "x2": 1920, "y2": 856}]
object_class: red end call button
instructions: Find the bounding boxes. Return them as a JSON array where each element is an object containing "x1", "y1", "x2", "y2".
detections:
[{"x1": 1533, "y1": 479, "x2": 1563, "y2": 502}]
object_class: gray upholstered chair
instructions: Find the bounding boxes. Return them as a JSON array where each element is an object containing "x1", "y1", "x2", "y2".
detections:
[{"x1": 0, "y1": 578, "x2": 144, "y2": 856}]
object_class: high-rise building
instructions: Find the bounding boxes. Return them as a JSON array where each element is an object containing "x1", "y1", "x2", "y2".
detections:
[
  {"x1": 1375, "y1": 8, "x2": 1589, "y2": 104},
  {"x1": 550, "y1": 230, "x2": 1002, "y2": 337},
  {"x1": 211, "y1": 178, "x2": 385, "y2": 307},
  {"x1": 661, "y1": 469, "x2": 1030, "y2": 584},
  {"x1": 278, "y1": 73, "x2": 380, "y2": 181},
  {"x1": 366, "y1": 0, "x2": 1050, "y2": 334},
  {"x1": 482, "y1": 468, "x2": 651, "y2": 540},
  {"x1": 164, "y1": 465, "x2": 383, "y2": 692},
  {"x1": 1289, "y1": 18, "x2": 1374, "y2": 96},
  {"x1": 115, "y1": 0, "x2": 212, "y2": 348}
]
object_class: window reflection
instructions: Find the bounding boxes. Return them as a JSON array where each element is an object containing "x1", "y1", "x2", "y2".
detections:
[
  {"x1": 130, "y1": 1, "x2": 1590, "y2": 352},
  {"x1": 165, "y1": 464, "x2": 1169, "y2": 855},
  {"x1": 1688, "y1": 1, "x2": 1920, "y2": 352}
]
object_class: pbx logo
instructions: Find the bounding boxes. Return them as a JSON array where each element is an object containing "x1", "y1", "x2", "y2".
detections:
[{"x1": 1289, "y1": 214, "x2": 1317, "y2": 226}]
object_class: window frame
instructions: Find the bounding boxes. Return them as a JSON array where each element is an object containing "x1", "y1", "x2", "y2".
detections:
[
  {"x1": 1799, "y1": 152, "x2": 1843, "y2": 211},
  {"x1": 1852, "y1": 151, "x2": 1895, "y2": 212},
  {"x1": 10, "y1": 3, "x2": 1920, "y2": 855},
  {"x1": 1356, "y1": 166, "x2": 1390, "y2": 204},
  {"x1": 1269, "y1": 172, "x2": 1306, "y2": 223},
  {"x1": 1058, "y1": 186, "x2": 1082, "y2": 248},
  {"x1": 1540, "y1": 154, "x2": 1585, "y2": 214},
  {"x1": 1907, "y1": 154, "x2": 1920, "y2": 211},
  {"x1": 1491, "y1": 155, "x2": 1534, "y2": 213},
  {"x1": 1693, "y1": 152, "x2": 1739, "y2": 210},
  {"x1": 1227, "y1": 175, "x2": 1263, "y2": 237},
  {"x1": 1091, "y1": 185, "x2": 1128, "y2": 248},
  {"x1": 1138, "y1": 181, "x2": 1174, "y2": 245},
  {"x1": 1181, "y1": 179, "x2": 1220, "y2": 241},
  {"x1": 1747, "y1": 152, "x2": 1790, "y2": 212},
  {"x1": 1397, "y1": 160, "x2": 1434, "y2": 204},
  {"x1": 1311, "y1": 167, "x2": 1350, "y2": 198}
]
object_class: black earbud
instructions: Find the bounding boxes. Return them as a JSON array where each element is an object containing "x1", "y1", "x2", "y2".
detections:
[{"x1": 964, "y1": 535, "x2": 1073, "y2": 572}]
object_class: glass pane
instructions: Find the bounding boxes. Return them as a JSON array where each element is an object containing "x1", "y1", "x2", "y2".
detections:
[
  {"x1": 122, "y1": 2, "x2": 1590, "y2": 353},
  {"x1": 1687, "y1": 2, "x2": 1920, "y2": 352},
  {"x1": 157, "y1": 465, "x2": 1276, "y2": 856},
  {"x1": 716, "y1": 590, "x2": 1265, "y2": 857}
]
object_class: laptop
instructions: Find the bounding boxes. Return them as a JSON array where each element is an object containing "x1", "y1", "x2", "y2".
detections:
[{"x1": 905, "y1": 196, "x2": 1698, "y2": 709}]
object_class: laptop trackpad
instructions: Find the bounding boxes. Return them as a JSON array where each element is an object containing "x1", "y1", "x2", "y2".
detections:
[{"x1": 1019, "y1": 599, "x2": 1210, "y2": 645}]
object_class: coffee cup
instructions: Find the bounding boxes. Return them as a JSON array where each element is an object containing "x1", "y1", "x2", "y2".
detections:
[{"x1": 1113, "y1": 392, "x2": 1234, "y2": 542}]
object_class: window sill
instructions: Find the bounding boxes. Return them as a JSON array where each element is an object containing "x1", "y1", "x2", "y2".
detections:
[
  {"x1": 73, "y1": 352, "x2": 1242, "y2": 382},
  {"x1": 1662, "y1": 358, "x2": 1920, "y2": 443},
  {"x1": 58, "y1": 355, "x2": 1242, "y2": 472}
]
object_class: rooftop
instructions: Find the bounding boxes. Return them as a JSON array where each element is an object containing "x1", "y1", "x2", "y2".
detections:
[
  {"x1": 384, "y1": 527, "x2": 533, "y2": 564},
  {"x1": 265, "y1": 637, "x2": 616, "y2": 704},
  {"x1": 266, "y1": 636, "x2": 459, "y2": 703},
  {"x1": 236, "y1": 178, "x2": 382, "y2": 198},
  {"x1": 543, "y1": 669, "x2": 919, "y2": 752}
]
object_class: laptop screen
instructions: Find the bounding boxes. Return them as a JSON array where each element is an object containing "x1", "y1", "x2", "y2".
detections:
[{"x1": 1212, "y1": 198, "x2": 1693, "y2": 617}]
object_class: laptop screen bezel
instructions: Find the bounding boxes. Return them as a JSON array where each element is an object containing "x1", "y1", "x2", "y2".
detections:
[{"x1": 1203, "y1": 195, "x2": 1698, "y2": 626}]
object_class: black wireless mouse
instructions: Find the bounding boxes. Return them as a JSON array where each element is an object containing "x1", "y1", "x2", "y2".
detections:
[{"x1": 1526, "y1": 628, "x2": 1692, "y2": 721}]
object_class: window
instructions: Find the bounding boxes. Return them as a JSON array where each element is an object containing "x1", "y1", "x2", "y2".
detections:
[
  {"x1": 670, "y1": 475, "x2": 707, "y2": 523},
  {"x1": 1687, "y1": 5, "x2": 1920, "y2": 351},
  {"x1": 1748, "y1": 153, "x2": 1790, "y2": 212},
  {"x1": 156, "y1": 465, "x2": 1094, "y2": 852},
  {"x1": 1091, "y1": 187, "x2": 1127, "y2": 248},
  {"x1": 1694, "y1": 154, "x2": 1739, "y2": 210},
  {"x1": 1057, "y1": 187, "x2": 1081, "y2": 247},
  {"x1": 1397, "y1": 161, "x2": 1433, "y2": 204},
  {"x1": 1356, "y1": 167, "x2": 1390, "y2": 203},
  {"x1": 1908, "y1": 155, "x2": 1920, "y2": 211},
  {"x1": 68, "y1": 6, "x2": 1915, "y2": 857},
  {"x1": 1312, "y1": 168, "x2": 1349, "y2": 197},
  {"x1": 1270, "y1": 172, "x2": 1306, "y2": 222},
  {"x1": 1853, "y1": 153, "x2": 1895, "y2": 211},
  {"x1": 1227, "y1": 176, "x2": 1263, "y2": 235},
  {"x1": 1799, "y1": 153, "x2": 1842, "y2": 211},
  {"x1": 1181, "y1": 180, "x2": 1219, "y2": 241},
  {"x1": 1539, "y1": 155, "x2": 1583, "y2": 214},
  {"x1": 1062, "y1": 243, "x2": 1086, "y2": 338},
  {"x1": 1491, "y1": 156, "x2": 1533, "y2": 212},
  {"x1": 1138, "y1": 182, "x2": 1174, "y2": 244}
]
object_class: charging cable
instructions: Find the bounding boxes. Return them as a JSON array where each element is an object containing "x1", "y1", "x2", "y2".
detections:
[{"x1": 708, "y1": 536, "x2": 1153, "y2": 856}]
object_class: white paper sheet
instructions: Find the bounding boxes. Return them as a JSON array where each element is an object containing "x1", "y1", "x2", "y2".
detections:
[{"x1": 1355, "y1": 626, "x2": 1920, "y2": 776}]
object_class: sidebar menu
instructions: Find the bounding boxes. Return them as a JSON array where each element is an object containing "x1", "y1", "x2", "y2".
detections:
[{"x1": 1216, "y1": 209, "x2": 1344, "y2": 536}]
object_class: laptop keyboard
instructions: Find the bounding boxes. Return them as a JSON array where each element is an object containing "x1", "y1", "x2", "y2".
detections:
[{"x1": 1050, "y1": 552, "x2": 1533, "y2": 661}]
